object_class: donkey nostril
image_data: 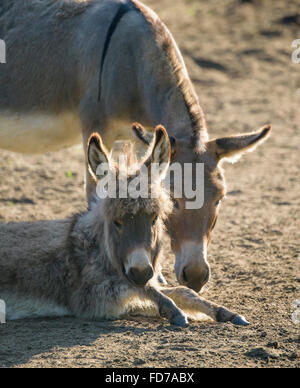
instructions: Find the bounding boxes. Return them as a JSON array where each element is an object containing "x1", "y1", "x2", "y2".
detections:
[
  {"x1": 145, "y1": 266, "x2": 154, "y2": 281},
  {"x1": 182, "y1": 267, "x2": 188, "y2": 283},
  {"x1": 181, "y1": 265, "x2": 210, "y2": 292},
  {"x1": 129, "y1": 266, "x2": 153, "y2": 285},
  {"x1": 147, "y1": 267, "x2": 154, "y2": 281},
  {"x1": 129, "y1": 268, "x2": 141, "y2": 281},
  {"x1": 129, "y1": 268, "x2": 138, "y2": 278}
]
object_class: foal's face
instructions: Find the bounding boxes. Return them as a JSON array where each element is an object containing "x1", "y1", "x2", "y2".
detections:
[
  {"x1": 106, "y1": 205, "x2": 163, "y2": 287},
  {"x1": 87, "y1": 123, "x2": 172, "y2": 288}
]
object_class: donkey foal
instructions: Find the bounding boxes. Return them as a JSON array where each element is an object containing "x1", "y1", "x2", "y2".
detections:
[{"x1": 0, "y1": 125, "x2": 247, "y2": 326}]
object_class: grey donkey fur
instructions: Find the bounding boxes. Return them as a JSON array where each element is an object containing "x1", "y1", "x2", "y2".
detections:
[
  {"x1": 0, "y1": 124, "x2": 248, "y2": 326},
  {"x1": 0, "y1": 0, "x2": 272, "y2": 293}
]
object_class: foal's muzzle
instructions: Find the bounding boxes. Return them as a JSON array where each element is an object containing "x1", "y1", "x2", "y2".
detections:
[
  {"x1": 125, "y1": 249, "x2": 154, "y2": 287},
  {"x1": 128, "y1": 266, "x2": 154, "y2": 287}
]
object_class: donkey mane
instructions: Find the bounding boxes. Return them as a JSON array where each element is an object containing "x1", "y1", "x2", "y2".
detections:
[
  {"x1": 130, "y1": 0, "x2": 208, "y2": 148},
  {"x1": 55, "y1": 0, "x2": 92, "y2": 19},
  {"x1": 97, "y1": 0, "x2": 207, "y2": 148}
]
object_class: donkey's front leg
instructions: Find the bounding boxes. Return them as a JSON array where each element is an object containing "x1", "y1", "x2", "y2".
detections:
[
  {"x1": 156, "y1": 264, "x2": 168, "y2": 285},
  {"x1": 161, "y1": 287, "x2": 249, "y2": 326},
  {"x1": 144, "y1": 285, "x2": 188, "y2": 327}
]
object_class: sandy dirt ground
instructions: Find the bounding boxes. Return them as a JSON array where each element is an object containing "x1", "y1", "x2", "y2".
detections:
[{"x1": 0, "y1": 0, "x2": 299, "y2": 368}]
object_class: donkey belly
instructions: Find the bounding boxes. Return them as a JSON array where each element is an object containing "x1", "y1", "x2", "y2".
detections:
[
  {"x1": 1, "y1": 292, "x2": 70, "y2": 321},
  {"x1": 0, "y1": 111, "x2": 82, "y2": 154}
]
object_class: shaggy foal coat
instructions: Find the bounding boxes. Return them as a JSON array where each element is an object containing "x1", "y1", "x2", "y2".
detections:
[{"x1": 0, "y1": 125, "x2": 248, "y2": 326}]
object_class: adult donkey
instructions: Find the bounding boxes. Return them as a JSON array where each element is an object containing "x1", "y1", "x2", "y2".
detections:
[{"x1": 0, "y1": 0, "x2": 271, "y2": 292}]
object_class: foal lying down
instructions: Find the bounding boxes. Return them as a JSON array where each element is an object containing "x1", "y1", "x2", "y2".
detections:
[{"x1": 0, "y1": 124, "x2": 248, "y2": 326}]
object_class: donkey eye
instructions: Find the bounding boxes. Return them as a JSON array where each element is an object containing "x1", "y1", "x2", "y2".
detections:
[
  {"x1": 152, "y1": 215, "x2": 158, "y2": 226},
  {"x1": 114, "y1": 219, "x2": 123, "y2": 229},
  {"x1": 215, "y1": 196, "x2": 226, "y2": 207},
  {"x1": 173, "y1": 199, "x2": 180, "y2": 210}
]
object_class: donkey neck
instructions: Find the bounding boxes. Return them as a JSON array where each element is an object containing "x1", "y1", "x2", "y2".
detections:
[
  {"x1": 129, "y1": 0, "x2": 208, "y2": 144},
  {"x1": 99, "y1": 0, "x2": 208, "y2": 146},
  {"x1": 72, "y1": 204, "x2": 116, "y2": 272},
  {"x1": 140, "y1": 37, "x2": 207, "y2": 144}
]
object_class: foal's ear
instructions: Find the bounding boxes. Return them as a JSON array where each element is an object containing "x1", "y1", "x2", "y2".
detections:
[
  {"x1": 152, "y1": 125, "x2": 171, "y2": 165},
  {"x1": 144, "y1": 125, "x2": 171, "y2": 178},
  {"x1": 132, "y1": 122, "x2": 152, "y2": 146},
  {"x1": 87, "y1": 133, "x2": 110, "y2": 182},
  {"x1": 207, "y1": 124, "x2": 272, "y2": 163},
  {"x1": 132, "y1": 122, "x2": 176, "y2": 158}
]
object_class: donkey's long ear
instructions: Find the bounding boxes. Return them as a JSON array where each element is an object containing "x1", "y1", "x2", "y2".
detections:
[
  {"x1": 144, "y1": 125, "x2": 171, "y2": 179},
  {"x1": 132, "y1": 122, "x2": 176, "y2": 158},
  {"x1": 87, "y1": 133, "x2": 110, "y2": 182},
  {"x1": 132, "y1": 122, "x2": 152, "y2": 146},
  {"x1": 207, "y1": 124, "x2": 272, "y2": 163}
]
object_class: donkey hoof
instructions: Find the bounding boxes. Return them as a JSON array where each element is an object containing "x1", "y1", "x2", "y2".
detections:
[
  {"x1": 231, "y1": 315, "x2": 250, "y2": 326},
  {"x1": 170, "y1": 314, "x2": 189, "y2": 328},
  {"x1": 157, "y1": 273, "x2": 168, "y2": 285}
]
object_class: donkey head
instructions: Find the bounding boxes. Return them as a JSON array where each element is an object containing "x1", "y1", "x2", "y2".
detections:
[
  {"x1": 134, "y1": 123, "x2": 271, "y2": 292},
  {"x1": 87, "y1": 124, "x2": 172, "y2": 287},
  {"x1": 167, "y1": 124, "x2": 272, "y2": 292}
]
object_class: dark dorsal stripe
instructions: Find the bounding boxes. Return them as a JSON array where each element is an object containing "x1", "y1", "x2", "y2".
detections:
[
  {"x1": 97, "y1": 1, "x2": 207, "y2": 149},
  {"x1": 98, "y1": 1, "x2": 136, "y2": 101}
]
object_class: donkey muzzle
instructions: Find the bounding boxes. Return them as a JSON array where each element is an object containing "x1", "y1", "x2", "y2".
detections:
[
  {"x1": 128, "y1": 266, "x2": 154, "y2": 286},
  {"x1": 175, "y1": 241, "x2": 210, "y2": 293},
  {"x1": 125, "y1": 249, "x2": 154, "y2": 286},
  {"x1": 181, "y1": 264, "x2": 210, "y2": 293}
]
